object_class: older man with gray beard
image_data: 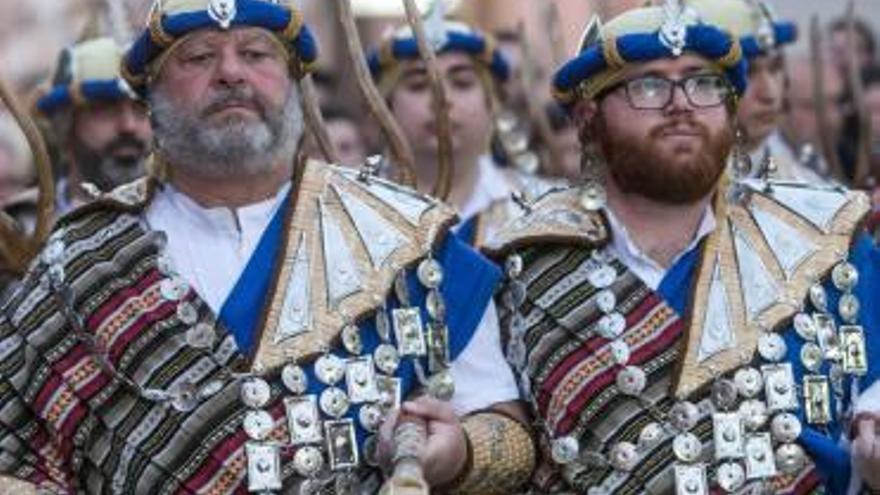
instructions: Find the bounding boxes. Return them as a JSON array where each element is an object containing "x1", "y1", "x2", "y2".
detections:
[{"x1": 0, "y1": 0, "x2": 535, "y2": 493}]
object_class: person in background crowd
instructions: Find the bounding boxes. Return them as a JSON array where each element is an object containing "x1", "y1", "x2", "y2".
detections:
[
  {"x1": 36, "y1": 37, "x2": 151, "y2": 214},
  {"x1": 322, "y1": 104, "x2": 368, "y2": 168}
]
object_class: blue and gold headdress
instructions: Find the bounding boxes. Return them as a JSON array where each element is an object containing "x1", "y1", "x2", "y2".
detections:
[
  {"x1": 121, "y1": 0, "x2": 319, "y2": 97},
  {"x1": 367, "y1": 20, "x2": 510, "y2": 94},
  {"x1": 37, "y1": 37, "x2": 137, "y2": 115},
  {"x1": 691, "y1": 0, "x2": 797, "y2": 59},
  {"x1": 552, "y1": 0, "x2": 748, "y2": 109}
]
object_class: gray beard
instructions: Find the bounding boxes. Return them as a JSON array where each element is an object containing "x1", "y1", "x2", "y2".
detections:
[{"x1": 150, "y1": 84, "x2": 303, "y2": 180}]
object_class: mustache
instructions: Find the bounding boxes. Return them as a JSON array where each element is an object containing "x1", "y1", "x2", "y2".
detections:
[
  {"x1": 102, "y1": 133, "x2": 148, "y2": 157},
  {"x1": 200, "y1": 88, "x2": 266, "y2": 118},
  {"x1": 648, "y1": 119, "x2": 711, "y2": 141}
]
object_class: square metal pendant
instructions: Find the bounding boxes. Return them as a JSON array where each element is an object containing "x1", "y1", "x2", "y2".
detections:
[
  {"x1": 376, "y1": 376, "x2": 402, "y2": 410},
  {"x1": 814, "y1": 313, "x2": 841, "y2": 361},
  {"x1": 762, "y1": 363, "x2": 798, "y2": 412},
  {"x1": 346, "y1": 356, "x2": 379, "y2": 403},
  {"x1": 325, "y1": 419, "x2": 359, "y2": 470},
  {"x1": 744, "y1": 433, "x2": 777, "y2": 480},
  {"x1": 674, "y1": 463, "x2": 708, "y2": 495},
  {"x1": 427, "y1": 322, "x2": 450, "y2": 373},
  {"x1": 841, "y1": 325, "x2": 868, "y2": 376},
  {"x1": 285, "y1": 395, "x2": 323, "y2": 446},
  {"x1": 713, "y1": 412, "x2": 745, "y2": 460},
  {"x1": 246, "y1": 443, "x2": 282, "y2": 492},
  {"x1": 393, "y1": 307, "x2": 427, "y2": 356},
  {"x1": 803, "y1": 375, "x2": 832, "y2": 425}
]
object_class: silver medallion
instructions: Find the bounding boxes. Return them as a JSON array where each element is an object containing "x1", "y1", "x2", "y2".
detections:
[
  {"x1": 176, "y1": 302, "x2": 198, "y2": 325},
  {"x1": 674, "y1": 463, "x2": 708, "y2": 495},
  {"x1": 426, "y1": 290, "x2": 446, "y2": 321},
  {"x1": 815, "y1": 313, "x2": 841, "y2": 361},
  {"x1": 170, "y1": 380, "x2": 199, "y2": 412},
  {"x1": 315, "y1": 354, "x2": 346, "y2": 385},
  {"x1": 595, "y1": 290, "x2": 617, "y2": 314},
  {"x1": 734, "y1": 368, "x2": 763, "y2": 398},
  {"x1": 282, "y1": 364, "x2": 309, "y2": 395},
  {"x1": 504, "y1": 281, "x2": 527, "y2": 309},
  {"x1": 243, "y1": 410, "x2": 275, "y2": 441},
  {"x1": 762, "y1": 363, "x2": 797, "y2": 412},
  {"x1": 770, "y1": 413, "x2": 802, "y2": 443},
  {"x1": 739, "y1": 400, "x2": 769, "y2": 431},
  {"x1": 376, "y1": 376, "x2": 402, "y2": 409},
  {"x1": 505, "y1": 254, "x2": 524, "y2": 279},
  {"x1": 246, "y1": 443, "x2": 282, "y2": 492},
  {"x1": 713, "y1": 413, "x2": 745, "y2": 460},
  {"x1": 831, "y1": 262, "x2": 859, "y2": 291},
  {"x1": 711, "y1": 379, "x2": 739, "y2": 410},
  {"x1": 597, "y1": 312, "x2": 626, "y2": 340},
  {"x1": 198, "y1": 379, "x2": 225, "y2": 400},
  {"x1": 551, "y1": 436, "x2": 580, "y2": 465},
  {"x1": 588, "y1": 265, "x2": 617, "y2": 289},
  {"x1": 808, "y1": 283, "x2": 828, "y2": 311},
  {"x1": 639, "y1": 422, "x2": 665, "y2": 448},
  {"x1": 374, "y1": 344, "x2": 400, "y2": 375},
  {"x1": 319, "y1": 387, "x2": 350, "y2": 419},
  {"x1": 803, "y1": 375, "x2": 832, "y2": 425},
  {"x1": 716, "y1": 462, "x2": 745, "y2": 493},
  {"x1": 610, "y1": 341, "x2": 631, "y2": 365},
  {"x1": 800, "y1": 343, "x2": 823, "y2": 373},
  {"x1": 325, "y1": 419, "x2": 359, "y2": 470},
  {"x1": 609, "y1": 442, "x2": 639, "y2": 472},
  {"x1": 427, "y1": 323, "x2": 450, "y2": 374},
  {"x1": 241, "y1": 378, "x2": 272, "y2": 409},
  {"x1": 616, "y1": 366, "x2": 647, "y2": 396},
  {"x1": 416, "y1": 258, "x2": 444, "y2": 289},
  {"x1": 775, "y1": 443, "x2": 806, "y2": 475},
  {"x1": 375, "y1": 310, "x2": 392, "y2": 342},
  {"x1": 839, "y1": 294, "x2": 860, "y2": 324},
  {"x1": 509, "y1": 313, "x2": 527, "y2": 338},
  {"x1": 744, "y1": 433, "x2": 777, "y2": 480},
  {"x1": 793, "y1": 313, "x2": 817, "y2": 341},
  {"x1": 392, "y1": 308, "x2": 427, "y2": 357},
  {"x1": 427, "y1": 370, "x2": 455, "y2": 401},
  {"x1": 346, "y1": 356, "x2": 379, "y2": 403},
  {"x1": 841, "y1": 325, "x2": 868, "y2": 375},
  {"x1": 341, "y1": 325, "x2": 363, "y2": 355},
  {"x1": 186, "y1": 323, "x2": 216, "y2": 349},
  {"x1": 160, "y1": 277, "x2": 188, "y2": 301},
  {"x1": 672, "y1": 432, "x2": 702, "y2": 463},
  {"x1": 285, "y1": 395, "x2": 322, "y2": 445},
  {"x1": 669, "y1": 401, "x2": 700, "y2": 431},
  {"x1": 359, "y1": 404, "x2": 384, "y2": 432},
  {"x1": 43, "y1": 239, "x2": 65, "y2": 265},
  {"x1": 757, "y1": 332, "x2": 787, "y2": 362},
  {"x1": 293, "y1": 445, "x2": 324, "y2": 477}
]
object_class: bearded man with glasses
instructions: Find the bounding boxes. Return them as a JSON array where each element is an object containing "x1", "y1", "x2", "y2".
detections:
[{"x1": 485, "y1": 2, "x2": 880, "y2": 493}]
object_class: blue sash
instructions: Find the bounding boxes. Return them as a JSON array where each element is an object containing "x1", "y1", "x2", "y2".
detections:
[{"x1": 218, "y1": 192, "x2": 291, "y2": 355}]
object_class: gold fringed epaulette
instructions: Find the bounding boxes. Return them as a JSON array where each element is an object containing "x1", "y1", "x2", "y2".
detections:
[
  {"x1": 482, "y1": 187, "x2": 610, "y2": 260},
  {"x1": 674, "y1": 180, "x2": 871, "y2": 399},
  {"x1": 251, "y1": 160, "x2": 458, "y2": 371}
]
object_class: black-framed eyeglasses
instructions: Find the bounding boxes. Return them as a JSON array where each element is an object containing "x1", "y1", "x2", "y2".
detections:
[{"x1": 610, "y1": 73, "x2": 732, "y2": 110}]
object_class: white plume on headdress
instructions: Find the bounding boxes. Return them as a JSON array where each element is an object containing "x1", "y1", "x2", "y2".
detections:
[{"x1": 424, "y1": 0, "x2": 449, "y2": 51}]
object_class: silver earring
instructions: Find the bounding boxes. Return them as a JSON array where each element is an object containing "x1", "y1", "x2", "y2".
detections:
[
  {"x1": 731, "y1": 126, "x2": 753, "y2": 179},
  {"x1": 578, "y1": 142, "x2": 606, "y2": 211}
]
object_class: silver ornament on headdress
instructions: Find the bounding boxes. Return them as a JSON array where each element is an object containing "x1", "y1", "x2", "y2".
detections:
[
  {"x1": 423, "y1": 0, "x2": 449, "y2": 52},
  {"x1": 659, "y1": 0, "x2": 691, "y2": 56},
  {"x1": 576, "y1": 14, "x2": 604, "y2": 53},
  {"x1": 207, "y1": 0, "x2": 237, "y2": 30},
  {"x1": 748, "y1": 0, "x2": 777, "y2": 50}
]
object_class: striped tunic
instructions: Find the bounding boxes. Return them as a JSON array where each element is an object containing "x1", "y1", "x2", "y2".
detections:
[{"x1": 500, "y1": 245, "x2": 822, "y2": 495}]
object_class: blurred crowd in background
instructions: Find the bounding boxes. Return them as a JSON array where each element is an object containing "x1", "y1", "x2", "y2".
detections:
[{"x1": 1, "y1": 0, "x2": 880, "y2": 239}]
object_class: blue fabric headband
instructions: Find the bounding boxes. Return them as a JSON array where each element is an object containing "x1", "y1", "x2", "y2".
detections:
[
  {"x1": 740, "y1": 21, "x2": 797, "y2": 58},
  {"x1": 37, "y1": 80, "x2": 135, "y2": 115},
  {"x1": 122, "y1": 0, "x2": 318, "y2": 97}
]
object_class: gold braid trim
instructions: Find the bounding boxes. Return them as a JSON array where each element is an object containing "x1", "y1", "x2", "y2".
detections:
[
  {"x1": 68, "y1": 81, "x2": 85, "y2": 107},
  {"x1": 281, "y1": 8, "x2": 304, "y2": 41},
  {"x1": 716, "y1": 37, "x2": 743, "y2": 68},
  {"x1": 148, "y1": 10, "x2": 175, "y2": 48},
  {"x1": 440, "y1": 412, "x2": 535, "y2": 495},
  {"x1": 602, "y1": 36, "x2": 626, "y2": 70}
]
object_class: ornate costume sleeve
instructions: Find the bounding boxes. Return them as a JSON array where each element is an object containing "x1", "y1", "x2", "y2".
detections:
[
  {"x1": 438, "y1": 411, "x2": 536, "y2": 495},
  {"x1": 0, "y1": 311, "x2": 74, "y2": 492}
]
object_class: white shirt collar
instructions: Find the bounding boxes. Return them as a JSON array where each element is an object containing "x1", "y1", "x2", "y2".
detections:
[
  {"x1": 605, "y1": 203, "x2": 716, "y2": 290},
  {"x1": 457, "y1": 155, "x2": 516, "y2": 222}
]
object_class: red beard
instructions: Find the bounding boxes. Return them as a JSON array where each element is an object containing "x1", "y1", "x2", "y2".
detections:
[{"x1": 594, "y1": 115, "x2": 734, "y2": 204}]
